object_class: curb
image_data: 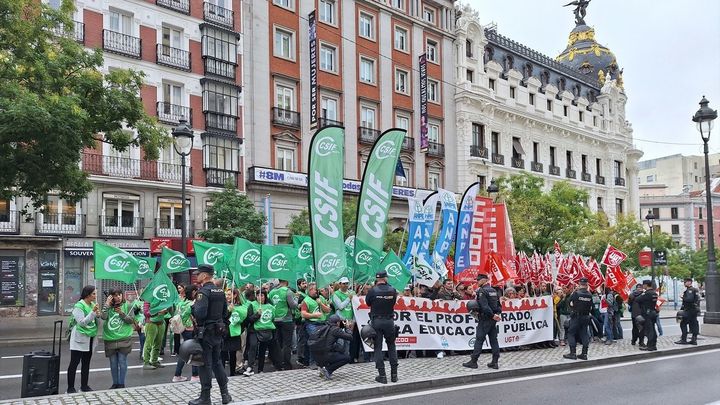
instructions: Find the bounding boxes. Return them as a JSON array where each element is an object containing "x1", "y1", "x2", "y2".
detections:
[{"x1": 243, "y1": 343, "x2": 720, "y2": 405}]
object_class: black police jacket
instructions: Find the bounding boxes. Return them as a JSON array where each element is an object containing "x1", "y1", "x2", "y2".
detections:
[
  {"x1": 628, "y1": 290, "x2": 643, "y2": 318},
  {"x1": 635, "y1": 288, "x2": 658, "y2": 315},
  {"x1": 476, "y1": 284, "x2": 501, "y2": 319},
  {"x1": 366, "y1": 283, "x2": 397, "y2": 318},
  {"x1": 568, "y1": 288, "x2": 593, "y2": 316},
  {"x1": 192, "y1": 282, "x2": 228, "y2": 327},
  {"x1": 681, "y1": 287, "x2": 700, "y2": 312}
]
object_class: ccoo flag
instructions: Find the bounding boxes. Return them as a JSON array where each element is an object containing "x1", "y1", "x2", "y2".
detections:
[
  {"x1": 136, "y1": 257, "x2": 157, "y2": 280},
  {"x1": 93, "y1": 242, "x2": 140, "y2": 284},
  {"x1": 193, "y1": 241, "x2": 234, "y2": 280},
  {"x1": 160, "y1": 247, "x2": 190, "y2": 275},
  {"x1": 140, "y1": 269, "x2": 179, "y2": 314},
  {"x1": 308, "y1": 126, "x2": 347, "y2": 288},
  {"x1": 233, "y1": 238, "x2": 261, "y2": 284}
]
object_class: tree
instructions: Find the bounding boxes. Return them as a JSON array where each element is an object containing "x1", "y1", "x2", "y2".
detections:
[
  {"x1": 0, "y1": 0, "x2": 169, "y2": 208},
  {"x1": 199, "y1": 184, "x2": 265, "y2": 244},
  {"x1": 668, "y1": 248, "x2": 708, "y2": 282}
]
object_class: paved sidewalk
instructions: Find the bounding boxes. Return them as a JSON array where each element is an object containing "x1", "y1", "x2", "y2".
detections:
[{"x1": 3, "y1": 334, "x2": 719, "y2": 405}]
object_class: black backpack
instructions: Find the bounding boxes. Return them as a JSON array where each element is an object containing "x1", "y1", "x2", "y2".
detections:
[{"x1": 307, "y1": 324, "x2": 332, "y2": 352}]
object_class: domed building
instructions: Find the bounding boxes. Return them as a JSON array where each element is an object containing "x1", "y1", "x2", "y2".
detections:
[{"x1": 556, "y1": 24, "x2": 622, "y2": 88}]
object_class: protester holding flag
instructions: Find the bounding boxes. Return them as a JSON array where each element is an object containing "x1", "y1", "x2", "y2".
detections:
[
  {"x1": 142, "y1": 303, "x2": 169, "y2": 370},
  {"x1": 171, "y1": 284, "x2": 188, "y2": 357},
  {"x1": 331, "y1": 277, "x2": 355, "y2": 356},
  {"x1": 628, "y1": 283, "x2": 645, "y2": 347},
  {"x1": 100, "y1": 288, "x2": 135, "y2": 389},
  {"x1": 173, "y1": 285, "x2": 199, "y2": 383},
  {"x1": 300, "y1": 284, "x2": 332, "y2": 369},
  {"x1": 66, "y1": 285, "x2": 100, "y2": 394},
  {"x1": 226, "y1": 291, "x2": 249, "y2": 376},
  {"x1": 131, "y1": 294, "x2": 146, "y2": 360},
  {"x1": 267, "y1": 278, "x2": 299, "y2": 371},
  {"x1": 294, "y1": 279, "x2": 310, "y2": 367},
  {"x1": 221, "y1": 289, "x2": 242, "y2": 377},
  {"x1": 253, "y1": 291, "x2": 281, "y2": 374},
  {"x1": 602, "y1": 287, "x2": 617, "y2": 345}
]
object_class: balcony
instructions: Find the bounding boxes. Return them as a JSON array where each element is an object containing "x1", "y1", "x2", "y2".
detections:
[
  {"x1": 427, "y1": 141, "x2": 445, "y2": 158},
  {"x1": 566, "y1": 168, "x2": 576, "y2": 179},
  {"x1": 205, "y1": 168, "x2": 239, "y2": 187},
  {"x1": 102, "y1": 30, "x2": 141, "y2": 59},
  {"x1": 581, "y1": 172, "x2": 592, "y2": 182},
  {"x1": 81, "y1": 153, "x2": 189, "y2": 184},
  {"x1": 401, "y1": 137, "x2": 415, "y2": 152},
  {"x1": 596, "y1": 175, "x2": 606, "y2": 185},
  {"x1": 272, "y1": 107, "x2": 301, "y2": 129},
  {"x1": 157, "y1": 44, "x2": 191, "y2": 71},
  {"x1": 0, "y1": 211, "x2": 20, "y2": 235},
  {"x1": 99, "y1": 216, "x2": 144, "y2": 238},
  {"x1": 549, "y1": 165, "x2": 561, "y2": 176},
  {"x1": 51, "y1": 21, "x2": 84, "y2": 43},
  {"x1": 615, "y1": 177, "x2": 626, "y2": 187},
  {"x1": 470, "y1": 145, "x2": 488, "y2": 159},
  {"x1": 531, "y1": 161, "x2": 543, "y2": 173},
  {"x1": 318, "y1": 117, "x2": 343, "y2": 128},
  {"x1": 203, "y1": 57, "x2": 236, "y2": 80},
  {"x1": 205, "y1": 111, "x2": 238, "y2": 134},
  {"x1": 203, "y1": 1, "x2": 234, "y2": 30},
  {"x1": 157, "y1": 102, "x2": 192, "y2": 125},
  {"x1": 155, "y1": 218, "x2": 195, "y2": 238},
  {"x1": 35, "y1": 213, "x2": 85, "y2": 236},
  {"x1": 358, "y1": 127, "x2": 380, "y2": 144},
  {"x1": 156, "y1": 0, "x2": 190, "y2": 14},
  {"x1": 491, "y1": 153, "x2": 505, "y2": 165},
  {"x1": 158, "y1": 161, "x2": 192, "y2": 183},
  {"x1": 511, "y1": 157, "x2": 524, "y2": 169}
]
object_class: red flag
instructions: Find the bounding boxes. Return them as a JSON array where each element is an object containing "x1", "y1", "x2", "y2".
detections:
[
  {"x1": 624, "y1": 271, "x2": 638, "y2": 290},
  {"x1": 656, "y1": 296, "x2": 667, "y2": 312},
  {"x1": 585, "y1": 258, "x2": 604, "y2": 291},
  {"x1": 556, "y1": 256, "x2": 578, "y2": 287},
  {"x1": 601, "y1": 245, "x2": 628, "y2": 268},
  {"x1": 483, "y1": 252, "x2": 510, "y2": 286},
  {"x1": 604, "y1": 266, "x2": 626, "y2": 291},
  {"x1": 553, "y1": 241, "x2": 563, "y2": 272},
  {"x1": 513, "y1": 254, "x2": 525, "y2": 285}
]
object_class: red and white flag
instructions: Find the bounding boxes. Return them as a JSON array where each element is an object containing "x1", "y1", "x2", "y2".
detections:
[
  {"x1": 604, "y1": 266, "x2": 626, "y2": 290},
  {"x1": 483, "y1": 252, "x2": 511, "y2": 286},
  {"x1": 582, "y1": 257, "x2": 604, "y2": 291},
  {"x1": 601, "y1": 245, "x2": 628, "y2": 268},
  {"x1": 553, "y1": 241, "x2": 563, "y2": 273}
]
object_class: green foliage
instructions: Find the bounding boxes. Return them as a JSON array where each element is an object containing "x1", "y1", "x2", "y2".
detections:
[
  {"x1": 668, "y1": 249, "x2": 708, "y2": 282},
  {"x1": 0, "y1": 0, "x2": 170, "y2": 207},
  {"x1": 199, "y1": 184, "x2": 265, "y2": 244}
]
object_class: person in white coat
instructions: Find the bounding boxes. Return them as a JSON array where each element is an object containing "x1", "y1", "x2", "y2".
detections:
[{"x1": 67, "y1": 285, "x2": 101, "y2": 393}]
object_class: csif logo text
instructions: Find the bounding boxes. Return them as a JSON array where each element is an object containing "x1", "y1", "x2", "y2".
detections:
[
  {"x1": 385, "y1": 262, "x2": 403, "y2": 278},
  {"x1": 239, "y1": 249, "x2": 261, "y2": 267},
  {"x1": 267, "y1": 253, "x2": 288, "y2": 272},
  {"x1": 355, "y1": 249, "x2": 373, "y2": 266},
  {"x1": 315, "y1": 136, "x2": 339, "y2": 157},
  {"x1": 298, "y1": 242, "x2": 312, "y2": 260},
  {"x1": 104, "y1": 253, "x2": 133, "y2": 273},
  {"x1": 166, "y1": 255, "x2": 187, "y2": 271},
  {"x1": 204, "y1": 248, "x2": 223, "y2": 265},
  {"x1": 153, "y1": 285, "x2": 170, "y2": 302},
  {"x1": 317, "y1": 252, "x2": 342, "y2": 276},
  {"x1": 374, "y1": 139, "x2": 397, "y2": 160}
]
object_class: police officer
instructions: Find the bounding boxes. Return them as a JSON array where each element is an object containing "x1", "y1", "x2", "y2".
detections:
[
  {"x1": 463, "y1": 273, "x2": 501, "y2": 370},
  {"x1": 627, "y1": 284, "x2": 645, "y2": 347},
  {"x1": 563, "y1": 277, "x2": 593, "y2": 360},
  {"x1": 636, "y1": 279, "x2": 659, "y2": 352},
  {"x1": 189, "y1": 265, "x2": 231, "y2": 405},
  {"x1": 676, "y1": 277, "x2": 700, "y2": 345},
  {"x1": 365, "y1": 271, "x2": 398, "y2": 384}
]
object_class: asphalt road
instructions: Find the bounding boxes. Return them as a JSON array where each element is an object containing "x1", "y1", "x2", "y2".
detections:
[
  {"x1": 0, "y1": 318, "x2": 682, "y2": 400},
  {"x1": 344, "y1": 349, "x2": 720, "y2": 405}
]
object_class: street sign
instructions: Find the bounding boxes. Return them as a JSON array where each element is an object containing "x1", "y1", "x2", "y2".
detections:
[
  {"x1": 653, "y1": 250, "x2": 668, "y2": 266},
  {"x1": 638, "y1": 251, "x2": 652, "y2": 267}
]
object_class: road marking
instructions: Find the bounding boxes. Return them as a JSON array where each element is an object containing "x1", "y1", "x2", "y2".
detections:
[
  {"x1": 0, "y1": 362, "x2": 177, "y2": 380},
  {"x1": 341, "y1": 348, "x2": 720, "y2": 404}
]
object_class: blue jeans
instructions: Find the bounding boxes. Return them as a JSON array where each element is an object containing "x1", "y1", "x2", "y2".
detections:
[
  {"x1": 603, "y1": 313, "x2": 614, "y2": 341},
  {"x1": 109, "y1": 352, "x2": 128, "y2": 386},
  {"x1": 305, "y1": 323, "x2": 321, "y2": 366},
  {"x1": 174, "y1": 330, "x2": 198, "y2": 377}
]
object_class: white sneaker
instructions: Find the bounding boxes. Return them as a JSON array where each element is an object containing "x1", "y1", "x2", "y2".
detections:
[
  {"x1": 172, "y1": 376, "x2": 188, "y2": 383},
  {"x1": 190, "y1": 376, "x2": 200, "y2": 383},
  {"x1": 243, "y1": 367, "x2": 254, "y2": 376},
  {"x1": 436, "y1": 351, "x2": 445, "y2": 359}
]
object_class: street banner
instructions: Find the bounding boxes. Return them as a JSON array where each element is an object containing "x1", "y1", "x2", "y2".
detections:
[
  {"x1": 233, "y1": 238, "x2": 261, "y2": 284},
  {"x1": 601, "y1": 245, "x2": 628, "y2": 268},
  {"x1": 466, "y1": 196, "x2": 494, "y2": 282},
  {"x1": 260, "y1": 244, "x2": 296, "y2": 283},
  {"x1": 193, "y1": 241, "x2": 234, "y2": 280},
  {"x1": 136, "y1": 257, "x2": 157, "y2": 281},
  {"x1": 308, "y1": 10, "x2": 318, "y2": 128},
  {"x1": 352, "y1": 295, "x2": 553, "y2": 351},
  {"x1": 381, "y1": 250, "x2": 412, "y2": 291},
  {"x1": 160, "y1": 247, "x2": 190, "y2": 275},
  {"x1": 401, "y1": 197, "x2": 425, "y2": 268},
  {"x1": 432, "y1": 188, "x2": 458, "y2": 262},
  {"x1": 417, "y1": 193, "x2": 439, "y2": 260},
  {"x1": 308, "y1": 126, "x2": 347, "y2": 288},
  {"x1": 93, "y1": 242, "x2": 141, "y2": 284},
  {"x1": 418, "y1": 54, "x2": 429, "y2": 152},
  {"x1": 353, "y1": 238, "x2": 383, "y2": 285},
  {"x1": 454, "y1": 182, "x2": 479, "y2": 280},
  {"x1": 140, "y1": 269, "x2": 179, "y2": 314},
  {"x1": 411, "y1": 255, "x2": 440, "y2": 287}
]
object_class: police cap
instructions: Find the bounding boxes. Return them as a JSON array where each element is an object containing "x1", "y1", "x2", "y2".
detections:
[
  {"x1": 376, "y1": 271, "x2": 388, "y2": 279},
  {"x1": 476, "y1": 273, "x2": 488, "y2": 281},
  {"x1": 193, "y1": 264, "x2": 214, "y2": 276},
  {"x1": 579, "y1": 277, "x2": 588, "y2": 284}
]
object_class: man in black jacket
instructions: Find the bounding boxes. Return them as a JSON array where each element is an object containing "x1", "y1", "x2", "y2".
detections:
[
  {"x1": 309, "y1": 315, "x2": 353, "y2": 380},
  {"x1": 636, "y1": 280, "x2": 659, "y2": 351},
  {"x1": 627, "y1": 284, "x2": 645, "y2": 347},
  {"x1": 463, "y1": 274, "x2": 502, "y2": 370},
  {"x1": 676, "y1": 277, "x2": 701, "y2": 345}
]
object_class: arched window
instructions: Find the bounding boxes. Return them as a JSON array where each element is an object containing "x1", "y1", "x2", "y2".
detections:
[
  {"x1": 557, "y1": 78, "x2": 566, "y2": 93},
  {"x1": 523, "y1": 63, "x2": 533, "y2": 80},
  {"x1": 504, "y1": 55, "x2": 514, "y2": 72},
  {"x1": 540, "y1": 70, "x2": 550, "y2": 86},
  {"x1": 483, "y1": 46, "x2": 494, "y2": 64}
]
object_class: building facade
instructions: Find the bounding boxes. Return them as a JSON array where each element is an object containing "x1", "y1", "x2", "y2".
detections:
[
  {"x1": 638, "y1": 153, "x2": 720, "y2": 196},
  {"x1": 453, "y1": 6, "x2": 642, "y2": 219}
]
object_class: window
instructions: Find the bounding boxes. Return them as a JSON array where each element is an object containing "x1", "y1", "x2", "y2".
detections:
[
  {"x1": 423, "y1": 7, "x2": 435, "y2": 24},
  {"x1": 579, "y1": 111, "x2": 584, "y2": 122},
  {"x1": 652, "y1": 207, "x2": 660, "y2": 218},
  {"x1": 700, "y1": 224, "x2": 705, "y2": 234},
  {"x1": 43, "y1": 197, "x2": 78, "y2": 225},
  {"x1": 359, "y1": 12, "x2": 374, "y2": 39},
  {"x1": 699, "y1": 207, "x2": 703, "y2": 219},
  {"x1": 694, "y1": 162, "x2": 698, "y2": 169},
  {"x1": 593, "y1": 116, "x2": 598, "y2": 126},
  {"x1": 596, "y1": 158, "x2": 602, "y2": 175},
  {"x1": 466, "y1": 39, "x2": 473, "y2": 58},
  {"x1": 563, "y1": 105, "x2": 568, "y2": 117},
  {"x1": 163, "y1": 82, "x2": 183, "y2": 106},
  {"x1": 529, "y1": 93, "x2": 535, "y2": 105},
  {"x1": 395, "y1": 69, "x2": 408, "y2": 94},
  {"x1": 646, "y1": 175, "x2": 655, "y2": 182},
  {"x1": 466, "y1": 69, "x2": 474, "y2": 83},
  {"x1": 276, "y1": 147, "x2": 295, "y2": 171},
  {"x1": 533, "y1": 142, "x2": 539, "y2": 162},
  {"x1": 158, "y1": 198, "x2": 187, "y2": 231},
  {"x1": 615, "y1": 198, "x2": 624, "y2": 214},
  {"x1": 203, "y1": 27, "x2": 237, "y2": 63},
  {"x1": 597, "y1": 197, "x2": 603, "y2": 211},
  {"x1": 109, "y1": 10, "x2": 132, "y2": 34},
  {"x1": 273, "y1": 0, "x2": 292, "y2": 8},
  {"x1": 274, "y1": 28, "x2": 294, "y2": 59},
  {"x1": 478, "y1": 175, "x2": 487, "y2": 190},
  {"x1": 203, "y1": 135, "x2": 240, "y2": 172},
  {"x1": 162, "y1": 26, "x2": 183, "y2": 50},
  {"x1": 489, "y1": 78, "x2": 495, "y2": 91},
  {"x1": 510, "y1": 87, "x2": 516, "y2": 99},
  {"x1": 103, "y1": 196, "x2": 139, "y2": 228},
  {"x1": 512, "y1": 137, "x2": 523, "y2": 159},
  {"x1": 319, "y1": 0, "x2": 335, "y2": 24},
  {"x1": 320, "y1": 44, "x2": 337, "y2": 72},
  {"x1": 671, "y1": 225, "x2": 680, "y2": 235},
  {"x1": 566, "y1": 151, "x2": 573, "y2": 169},
  {"x1": 428, "y1": 171, "x2": 441, "y2": 190},
  {"x1": 550, "y1": 146, "x2": 556, "y2": 166},
  {"x1": 320, "y1": 97, "x2": 338, "y2": 121},
  {"x1": 581, "y1": 154, "x2": 588, "y2": 173},
  {"x1": 360, "y1": 106, "x2": 376, "y2": 128},
  {"x1": 614, "y1": 160, "x2": 623, "y2": 178},
  {"x1": 48, "y1": 0, "x2": 62, "y2": 9},
  {"x1": 392, "y1": 0, "x2": 404, "y2": 11},
  {"x1": 394, "y1": 26, "x2": 408, "y2": 51},
  {"x1": 428, "y1": 124, "x2": 440, "y2": 143},
  {"x1": 395, "y1": 114, "x2": 410, "y2": 131},
  {"x1": 426, "y1": 39, "x2": 438, "y2": 62},
  {"x1": 359, "y1": 57, "x2": 375, "y2": 83},
  {"x1": 203, "y1": 81, "x2": 238, "y2": 117},
  {"x1": 395, "y1": 161, "x2": 411, "y2": 187},
  {"x1": 547, "y1": 100, "x2": 553, "y2": 111},
  {"x1": 428, "y1": 79, "x2": 439, "y2": 103},
  {"x1": 472, "y1": 123, "x2": 485, "y2": 147},
  {"x1": 491, "y1": 132, "x2": 500, "y2": 155},
  {"x1": 275, "y1": 84, "x2": 295, "y2": 110}
]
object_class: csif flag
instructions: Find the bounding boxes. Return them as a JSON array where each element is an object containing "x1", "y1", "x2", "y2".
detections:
[
  {"x1": 353, "y1": 238, "x2": 383, "y2": 285},
  {"x1": 160, "y1": 247, "x2": 190, "y2": 275},
  {"x1": 293, "y1": 235, "x2": 314, "y2": 284},
  {"x1": 136, "y1": 257, "x2": 157, "y2": 280},
  {"x1": 233, "y1": 238, "x2": 261, "y2": 284},
  {"x1": 261, "y1": 244, "x2": 297, "y2": 283},
  {"x1": 140, "y1": 269, "x2": 179, "y2": 314},
  {"x1": 193, "y1": 241, "x2": 234, "y2": 280},
  {"x1": 412, "y1": 254, "x2": 440, "y2": 287},
  {"x1": 381, "y1": 250, "x2": 412, "y2": 291},
  {"x1": 93, "y1": 242, "x2": 141, "y2": 284}
]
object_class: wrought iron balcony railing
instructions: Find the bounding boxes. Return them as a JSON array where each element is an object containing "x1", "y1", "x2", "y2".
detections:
[
  {"x1": 99, "y1": 216, "x2": 144, "y2": 238},
  {"x1": 272, "y1": 107, "x2": 301, "y2": 128},
  {"x1": 156, "y1": 0, "x2": 190, "y2": 14},
  {"x1": 35, "y1": 213, "x2": 85, "y2": 236},
  {"x1": 203, "y1": 2, "x2": 234, "y2": 29},
  {"x1": 102, "y1": 29, "x2": 141, "y2": 58},
  {"x1": 470, "y1": 145, "x2": 488, "y2": 159},
  {"x1": 157, "y1": 44, "x2": 191, "y2": 71},
  {"x1": 157, "y1": 102, "x2": 193, "y2": 125}
]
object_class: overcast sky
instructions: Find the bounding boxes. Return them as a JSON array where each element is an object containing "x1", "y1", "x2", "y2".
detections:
[{"x1": 466, "y1": 0, "x2": 720, "y2": 161}]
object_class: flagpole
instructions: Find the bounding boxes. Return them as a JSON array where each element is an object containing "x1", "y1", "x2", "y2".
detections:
[{"x1": 397, "y1": 219, "x2": 407, "y2": 256}]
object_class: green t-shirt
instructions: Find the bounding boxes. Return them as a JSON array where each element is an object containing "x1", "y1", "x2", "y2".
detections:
[
  {"x1": 254, "y1": 303, "x2": 276, "y2": 331},
  {"x1": 318, "y1": 296, "x2": 329, "y2": 322},
  {"x1": 228, "y1": 303, "x2": 249, "y2": 337},
  {"x1": 268, "y1": 286, "x2": 290, "y2": 320},
  {"x1": 74, "y1": 300, "x2": 98, "y2": 338},
  {"x1": 333, "y1": 289, "x2": 354, "y2": 320},
  {"x1": 103, "y1": 302, "x2": 134, "y2": 341},
  {"x1": 178, "y1": 298, "x2": 193, "y2": 328}
]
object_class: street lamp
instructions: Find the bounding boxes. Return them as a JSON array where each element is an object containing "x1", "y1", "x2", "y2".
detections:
[
  {"x1": 172, "y1": 119, "x2": 194, "y2": 282},
  {"x1": 486, "y1": 178, "x2": 499, "y2": 197},
  {"x1": 693, "y1": 96, "x2": 719, "y2": 327},
  {"x1": 645, "y1": 209, "x2": 656, "y2": 282}
]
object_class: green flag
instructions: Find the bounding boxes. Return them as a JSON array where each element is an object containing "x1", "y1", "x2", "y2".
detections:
[
  {"x1": 233, "y1": 238, "x2": 261, "y2": 284},
  {"x1": 293, "y1": 235, "x2": 313, "y2": 280},
  {"x1": 308, "y1": 126, "x2": 347, "y2": 288},
  {"x1": 381, "y1": 251, "x2": 412, "y2": 291},
  {"x1": 140, "y1": 270, "x2": 179, "y2": 314},
  {"x1": 354, "y1": 129, "x2": 404, "y2": 272},
  {"x1": 160, "y1": 246, "x2": 190, "y2": 275},
  {"x1": 136, "y1": 257, "x2": 157, "y2": 280},
  {"x1": 193, "y1": 241, "x2": 234, "y2": 280},
  {"x1": 352, "y1": 238, "x2": 383, "y2": 285},
  {"x1": 260, "y1": 244, "x2": 296, "y2": 283},
  {"x1": 93, "y1": 242, "x2": 140, "y2": 284}
]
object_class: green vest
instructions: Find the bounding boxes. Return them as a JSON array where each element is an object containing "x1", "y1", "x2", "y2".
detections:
[
  {"x1": 178, "y1": 299, "x2": 193, "y2": 328},
  {"x1": 228, "y1": 303, "x2": 248, "y2": 337},
  {"x1": 333, "y1": 290, "x2": 354, "y2": 320},
  {"x1": 103, "y1": 302, "x2": 133, "y2": 341},
  {"x1": 293, "y1": 291, "x2": 307, "y2": 322},
  {"x1": 254, "y1": 303, "x2": 276, "y2": 331},
  {"x1": 74, "y1": 300, "x2": 98, "y2": 338},
  {"x1": 303, "y1": 295, "x2": 325, "y2": 323},
  {"x1": 318, "y1": 296, "x2": 329, "y2": 322},
  {"x1": 132, "y1": 299, "x2": 145, "y2": 326},
  {"x1": 268, "y1": 286, "x2": 290, "y2": 320}
]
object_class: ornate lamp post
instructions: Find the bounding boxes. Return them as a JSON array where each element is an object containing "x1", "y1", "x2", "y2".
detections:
[
  {"x1": 645, "y1": 209, "x2": 656, "y2": 282},
  {"x1": 693, "y1": 96, "x2": 719, "y2": 327},
  {"x1": 172, "y1": 119, "x2": 194, "y2": 281},
  {"x1": 486, "y1": 178, "x2": 499, "y2": 196}
]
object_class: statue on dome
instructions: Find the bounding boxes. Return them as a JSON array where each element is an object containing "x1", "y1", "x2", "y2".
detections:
[{"x1": 563, "y1": 0, "x2": 591, "y2": 25}]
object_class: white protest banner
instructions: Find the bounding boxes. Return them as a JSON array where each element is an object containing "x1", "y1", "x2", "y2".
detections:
[{"x1": 352, "y1": 295, "x2": 553, "y2": 351}]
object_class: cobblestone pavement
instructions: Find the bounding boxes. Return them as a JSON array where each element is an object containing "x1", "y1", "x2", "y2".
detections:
[{"x1": 4, "y1": 335, "x2": 719, "y2": 405}]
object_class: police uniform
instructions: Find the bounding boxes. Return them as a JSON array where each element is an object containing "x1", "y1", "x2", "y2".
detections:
[
  {"x1": 563, "y1": 279, "x2": 593, "y2": 360},
  {"x1": 678, "y1": 278, "x2": 700, "y2": 345},
  {"x1": 190, "y1": 265, "x2": 231, "y2": 405},
  {"x1": 365, "y1": 271, "x2": 398, "y2": 384},
  {"x1": 463, "y1": 274, "x2": 502, "y2": 369},
  {"x1": 636, "y1": 282, "x2": 659, "y2": 351}
]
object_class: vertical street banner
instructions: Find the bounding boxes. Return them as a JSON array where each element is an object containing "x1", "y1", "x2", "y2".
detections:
[
  {"x1": 432, "y1": 188, "x2": 458, "y2": 261},
  {"x1": 308, "y1": 11, "x2": 318, "y2": 128},
  {"x1": 263, "y1": 194, "x2": 273, "y2": 245},
  {"x1": 418, "y1": 54, "x2": 429, "y2": 153},
  {"x1": 466, "y1": 196, "x2": 494, "y2": 282},
  {"x1": 92, "y1": 242, "x2": 140, "y2": 284},
  {"x1": 354, "y1": 129, "x2": 405, "y2": 270},
  {"x1": 417, "y1": 193, "x2": 439, "y2": 260},
  {"x1": 308, "y1": 126, "x2": 347, "y2": 288},
  {"x1": 401, "y1": 197, "x2": 425, "y2": 268},
  {"x1": 454, "y1": 183, "x2": 479, "y2": 281},
  {"x1": 233, "y1": 238, "x2": 261, "y2": 284}
]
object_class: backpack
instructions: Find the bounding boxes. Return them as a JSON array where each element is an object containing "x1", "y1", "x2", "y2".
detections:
[
  {"x1": 65, "y1": 314, "x2": 77, "y2": 342},
  {"x1": 307, "y1": 324, "x2": 332, "y2": 352}
]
